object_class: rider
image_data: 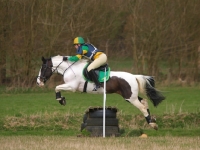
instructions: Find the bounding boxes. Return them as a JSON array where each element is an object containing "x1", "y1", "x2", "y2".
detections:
[{"x1": 63, "y1": 37, "x2": 107, "y2": 91}]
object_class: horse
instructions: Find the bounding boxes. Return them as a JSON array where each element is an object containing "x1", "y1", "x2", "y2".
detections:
[{"x1": 36, "y1": 55, "x2": 165, "y2": 130}]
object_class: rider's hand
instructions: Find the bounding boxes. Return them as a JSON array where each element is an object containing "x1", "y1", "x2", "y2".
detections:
[{"x1": 63, "y1": 56, "x2": 68, "y2": 61}]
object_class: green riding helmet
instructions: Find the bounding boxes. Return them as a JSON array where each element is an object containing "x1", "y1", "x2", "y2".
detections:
[{"x1": 73, "y1": 37, "x2": 85, "y2": 44}]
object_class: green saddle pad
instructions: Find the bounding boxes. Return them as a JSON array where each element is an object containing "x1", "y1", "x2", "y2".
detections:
[
  {"x1": 82, "y1": 64, "x2": 110, "y2": 83},
  {"x1": 98, "y1": 68, "x2": 110, "y2": 82}
]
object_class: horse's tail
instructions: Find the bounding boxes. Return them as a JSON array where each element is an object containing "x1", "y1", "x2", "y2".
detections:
[{"x1": 135, "y1": 75, "x2": 165, "y2": 107}]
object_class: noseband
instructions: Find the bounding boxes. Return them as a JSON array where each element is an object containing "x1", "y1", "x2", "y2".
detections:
[{"x1": 39, "y1": 59, "x2": 54, "y2": 83}]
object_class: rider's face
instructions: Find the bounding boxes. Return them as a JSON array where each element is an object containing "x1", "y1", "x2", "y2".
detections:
[{"x1": 74, "y1": 44, "x2": 79, "y2": 50}]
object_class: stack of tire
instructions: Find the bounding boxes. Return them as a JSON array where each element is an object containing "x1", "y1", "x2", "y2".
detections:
[{"x1": 81, "y1": 106, "x2": 120, "y2": 137}]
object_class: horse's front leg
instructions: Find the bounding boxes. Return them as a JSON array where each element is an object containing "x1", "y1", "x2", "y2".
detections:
[{"x1": 55, "y1": 83, "x2": 77, "y2": 105}]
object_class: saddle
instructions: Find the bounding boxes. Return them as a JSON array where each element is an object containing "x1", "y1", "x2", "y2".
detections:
[{"x1": 83, "y1": 63, "x2": 110, "y2": 83}]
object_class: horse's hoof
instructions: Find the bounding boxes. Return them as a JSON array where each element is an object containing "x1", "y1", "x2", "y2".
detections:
[
  {"x1": 149, "y1": 122, "x2": 158, "y2": 130},
  {"x1": 151, "y1": 117, "x2": 156, "y2": 123},
  {"x1": 59, "y1": 97, "x2": 66, "y2": 106},
  {"x1": 59, "y1": 99, "x2": 66, "y2": 106}
]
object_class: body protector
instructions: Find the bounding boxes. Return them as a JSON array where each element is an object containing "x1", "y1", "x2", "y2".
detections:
[{"x1": 77, "y1": 43, "x2": 101, "y2": 61}]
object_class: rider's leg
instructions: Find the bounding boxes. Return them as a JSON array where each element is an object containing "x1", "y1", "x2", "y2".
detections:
[
  {"x1": 88, "y1": 69, "x2": 101, "y2": 91},
  {"x1": 87, "y1": 54, "x2": 107, "y2": 90},
  {"x1": 87, "y1": 53, "x2": 107, "y2": 71}
]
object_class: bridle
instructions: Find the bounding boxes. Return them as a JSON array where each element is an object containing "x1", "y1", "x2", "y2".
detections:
[
  {"x1": 37, "y1": 58, "x2": 77, "y2": 83},
  {"x1": 38, "y1": 59, "x2": 54, "y2": 83}
]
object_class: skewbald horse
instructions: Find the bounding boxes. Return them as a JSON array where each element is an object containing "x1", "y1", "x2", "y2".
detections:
[{"x1": 37, "y1": 55, "x2": 165, "y2": 130}]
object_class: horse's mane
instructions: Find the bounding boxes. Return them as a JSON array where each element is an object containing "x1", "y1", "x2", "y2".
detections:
[
  {"x1": 51, "y1": 55, "x2": 63, "y2": 60},
  {"x1": 51, "y1": 55, "x2": 89, "y2": 64}
]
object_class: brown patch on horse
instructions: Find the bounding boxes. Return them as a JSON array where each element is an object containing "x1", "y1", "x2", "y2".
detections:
[{"x1": 105, "y1": 76, "x2": 132, "y2": 99}]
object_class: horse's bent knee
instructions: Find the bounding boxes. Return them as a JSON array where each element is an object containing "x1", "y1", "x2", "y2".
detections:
[{"x1": 55, "y1": 87, "x2": 60, "y2": 93}]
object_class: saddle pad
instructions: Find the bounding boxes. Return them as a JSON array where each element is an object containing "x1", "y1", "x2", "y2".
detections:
[
  {"x1": 98, "y1": 68, "x2": 110, "y2": 82},
  {"x1": 82, "y1": 63, "x2": 110, "y2": 83}
]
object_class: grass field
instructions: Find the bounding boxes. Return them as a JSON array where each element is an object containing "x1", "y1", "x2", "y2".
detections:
[
  {"x1": 0, "y1": 86, "x2": 200, "y2": 149},
  {"x1": 1, "y1": 86, "x2": 200, "y2": 115},
  {"x1": 0, "y1": 136, "x2": 199, "y2": 150}
]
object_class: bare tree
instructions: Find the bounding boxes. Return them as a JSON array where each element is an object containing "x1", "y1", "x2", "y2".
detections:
[{"x1": 0, "y1": 0, "x2": 200, "y2": 88}]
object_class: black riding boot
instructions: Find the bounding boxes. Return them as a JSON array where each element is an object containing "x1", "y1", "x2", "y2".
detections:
[{"x1": 88, "y1": 69, "x2": 101, "y2": 91}]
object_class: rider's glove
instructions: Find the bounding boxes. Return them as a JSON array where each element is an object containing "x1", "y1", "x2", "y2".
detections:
[{"x1": 63, "y1": 56, "x2": 68, "y2": 61}]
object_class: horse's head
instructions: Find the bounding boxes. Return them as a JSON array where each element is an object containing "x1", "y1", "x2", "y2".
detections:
[
  {"x1": 37, "y1": 56, "x2": 53, "y2": 87},
  {"x1": 36, "y1": 55, "x2": 87, "y2": 86}
]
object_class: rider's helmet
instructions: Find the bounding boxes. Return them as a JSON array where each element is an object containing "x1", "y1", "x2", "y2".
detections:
[{"x1": 73, "y1": 37, "x2": 85, "y2": 45}]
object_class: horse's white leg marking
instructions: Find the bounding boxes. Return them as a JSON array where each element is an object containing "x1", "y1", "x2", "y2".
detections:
[
  {"x1": 129, "y1": 98, "x2": 158, "y2": 130},
  {"x1": 141, "y1": 99, "x2": 149, "y2": 110},
  {"x1": 128, "y1": 98, "x2": 149, "y2": 117}
]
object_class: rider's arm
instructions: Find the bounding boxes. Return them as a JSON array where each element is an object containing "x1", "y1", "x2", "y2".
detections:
[
  {"x1": 68, "y1": 55, "x2": 81, "y2": 61},
  {"x1": 68, "y1": 45, "x2": 88, "y2": 62}
]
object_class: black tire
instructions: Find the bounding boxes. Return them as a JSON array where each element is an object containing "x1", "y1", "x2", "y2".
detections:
[
  {"x1": 80, "y1": 123, "x2": 87, "y2": 131},
  {"x1": 85, "y1": 126, "x2": 119, "y2": 136},
  {"x1": 83, "y1": 114, "x2": 88, "y2": 123},
  {"x1": 88, "y1": 109, "x2": 116, "y2": 118},
  {"x1": 86, "y1": 118, "x2": 118, "y2": 126}
]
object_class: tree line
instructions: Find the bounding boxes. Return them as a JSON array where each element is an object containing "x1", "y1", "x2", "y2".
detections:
[{"x1": 0, "y1": 0, "x2": 200, "y2": 89}]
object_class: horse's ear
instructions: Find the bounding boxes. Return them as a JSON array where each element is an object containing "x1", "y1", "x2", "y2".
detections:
[{"x1": 42, "y1": 56, "x2": 46, "y2": 63}]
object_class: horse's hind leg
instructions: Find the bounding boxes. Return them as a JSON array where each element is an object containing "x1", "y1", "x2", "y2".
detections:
[
  {"x1": 129, "y1": 97, "x2": 158, "y2": 130},
  {"x1": 138, "y1": 97, "x2": 149, "y2": 114},
  {"x1": 138, "y1": 96, "x2": 153, "y2": 118}
]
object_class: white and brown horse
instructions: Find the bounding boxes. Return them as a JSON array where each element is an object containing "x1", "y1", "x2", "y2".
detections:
[{"x1": 37, "y1": 55, "x2": 165, "y2": 130}]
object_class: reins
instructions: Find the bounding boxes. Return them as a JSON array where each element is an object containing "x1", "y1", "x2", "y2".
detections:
[
  {"x1": 52, "y1": 59, "x2": 77, "y2": 76},
  {"x1": 63, "y1": 61, "x2": 77, "y2": 76},
  {"x1": 37, "y1": 57, "x2": 77, "y2": 83},
  {"x1": 37, "y1": 56, "x2": 76, "y2": 82},
  {"x1": 52, "y1": 60, "x2": 64, "y2": 74}
]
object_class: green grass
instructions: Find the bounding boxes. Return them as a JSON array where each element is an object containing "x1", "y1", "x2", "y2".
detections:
[
  {"x1": 154, "y1": 86, "x2": 200, "y2": 114},
  {"x1": 1, "y1": 86, "x2": 199, "y2": 116},
  {"x1": 0, "y1": 86, "x2": 200, "y2": 136}
]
